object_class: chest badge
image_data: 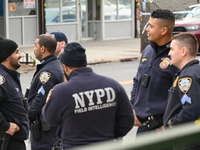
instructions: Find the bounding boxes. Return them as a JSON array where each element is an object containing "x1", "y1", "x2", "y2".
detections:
[
  {"x1": 178, "y1": 77, "x2": 192, "y2": 93},
  {"x1": 0, "y1": 75, "x2": 6, "y2": 85},
  {"x1": 40, "y1": 71, "x2": 51, "y2": 84},
  {"x1": 159, "y1": 57, "x2": 171, "y2": 70}
]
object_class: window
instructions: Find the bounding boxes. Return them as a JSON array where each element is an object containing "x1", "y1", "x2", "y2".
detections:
[
  {"x1": 8, "y1": 0, "x2": 36, "y2": 16},
  {"x1": 104, "y1": 0, "x2": 117, "y2": 20},
  {"x1": 104, "y1": 0, "x2": 131, "y2": 20},
  {"x1": 45, "y1": 0, "x2": 77, "y2": 24}
]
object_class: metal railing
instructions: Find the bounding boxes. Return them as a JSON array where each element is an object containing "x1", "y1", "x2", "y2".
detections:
[
  {"x1": 20, "y1": 51, "x2": 35, "y2": 65},
  {"x1": 69, "y1": 123, "x2": 200, "y2": 150}
]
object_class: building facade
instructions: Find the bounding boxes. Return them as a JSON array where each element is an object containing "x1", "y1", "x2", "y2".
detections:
[{"x1": 0, "y1": 0, "x2": 136, "y2": 46}]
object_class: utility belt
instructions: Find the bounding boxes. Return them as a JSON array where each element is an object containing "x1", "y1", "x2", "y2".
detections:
[
  {"x1": 30, "y1": 114, "x2": 51, "y2": 140},
  {"x1": 138, "y1": 115, "x2": 163, "y2": 131}
]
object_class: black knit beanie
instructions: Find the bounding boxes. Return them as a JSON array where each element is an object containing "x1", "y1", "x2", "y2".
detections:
[
  {"x1": 60, "y1": 42, "x2": 87, "y2": 67},
  {"x1": 0, "y1": 36, "x2": 18, "y2": 63}
]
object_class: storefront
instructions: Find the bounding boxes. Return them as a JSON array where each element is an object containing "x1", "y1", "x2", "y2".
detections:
[{"x1": 0, "y1": 0, "x2": 136, "y2": 46}]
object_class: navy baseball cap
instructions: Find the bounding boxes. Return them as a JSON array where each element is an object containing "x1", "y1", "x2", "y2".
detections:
[{"x1": 50, "y1": 31, "x2": 68, "y2": 43}]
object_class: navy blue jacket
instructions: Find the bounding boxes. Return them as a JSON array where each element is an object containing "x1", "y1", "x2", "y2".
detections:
[
  {"x1": 28, "y1": 55, "x2": 64, "y2": 149},
  {"x1": 0, "y1": 64, "x2": 29, "y2": 140},
  {"x1": 42, "y1": 67, "x2": 134, "y2": 149},
  {"x1": 164, "y1": 60, "x2": 200, "y2": 127},
  {"x1": 130, "y1": 42, "x2": 179, "y2": 119}
]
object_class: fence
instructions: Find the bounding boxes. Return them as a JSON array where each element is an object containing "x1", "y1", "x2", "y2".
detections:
[{"x1": 20, "y1": 51, "x2": 35, "y2": 65}]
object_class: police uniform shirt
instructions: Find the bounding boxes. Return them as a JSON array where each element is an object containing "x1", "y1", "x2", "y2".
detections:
[
  {"x1": 164, "y1": 60, "x2": 200, "y2": 127},
  {"x1": 42, "y1": 67, "x2": 134, "y2": 149},
  {"x1": 28, "y1": 55, "x2": 64, "y2": 149},
  {"x1": 28, "y1": 55, "x2": 64, "y2": 121},
  {"x1": 130, "y1": 42, "x2": 179, "y2": 120},
  {"x1": 0, "y1": 64, "x2": 29, "y2": 140}
]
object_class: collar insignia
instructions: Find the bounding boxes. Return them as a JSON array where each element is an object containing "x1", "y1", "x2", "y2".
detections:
[
  {"x1": 178, "y1": 77, "x2": 192, "y2": 93},
  {"x1": 40, "y1": 71, "x2": 51, "y2": 84},
  {"x1": 159, "y1": 57, "x2": 171, "y2": 70},
  {"x1": 172, "y1": 76, "x2": 179, "y2": 87},
  {"x1": 141, "y1": 57, "x2": 147, "y2": 62},
  {"x1": 0, "y1": 75, "x2": 6, "y2": 85}
]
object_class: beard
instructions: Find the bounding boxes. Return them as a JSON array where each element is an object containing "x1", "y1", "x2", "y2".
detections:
[{"x1": 9, "y1": 57, "x2": 21, "y2": 70}]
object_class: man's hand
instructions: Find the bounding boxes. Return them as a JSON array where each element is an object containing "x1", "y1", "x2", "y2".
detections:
[
  {"x1": 5, "y1": 122, "x2": 20, "y2": 136},
  {"x1": 133, "y1": 109, "x2": 142, "y2": 126}
]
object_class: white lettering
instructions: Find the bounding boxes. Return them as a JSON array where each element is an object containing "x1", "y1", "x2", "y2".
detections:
[
  {"x1": 94, "y1": 89, "x2": 105, "y2": 104},
  {"x1": 72, "y1": 92, "x2": 85, "y2": 109},
  {"x1": 105, "y1": 87, "x2": 115, "y2": 102},
  {"x1": 84, "y1": 90, "x2": 94, "y2": 106}
]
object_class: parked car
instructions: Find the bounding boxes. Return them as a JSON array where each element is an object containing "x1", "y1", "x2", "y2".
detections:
[
  {"x1": 173, "y1": 4, "x2": 200, "y2": 52},
  {"x1": 45, "y1": 8, "x2": 76, "y2": 24}
]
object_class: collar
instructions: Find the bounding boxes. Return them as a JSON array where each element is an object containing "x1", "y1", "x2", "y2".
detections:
[
  {"x1": 69, "y1": 67, "x2": 93, "y2": 79},
  {"x1": 181, "y1": 59, "x2": 199, "y2": 71},
  {"x1": 150, "y1": 41, "x2": 171, "y2": 56},
  {"x1": 40, "y1": 55, "x2": 57, "y2": 64},
  {"x1": 0, "y1": 64, "x2": 21, "y2": 84}
]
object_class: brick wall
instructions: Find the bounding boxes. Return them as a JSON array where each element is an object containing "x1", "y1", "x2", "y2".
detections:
[{"x1": 152, "y1": 0, "x2": 199, "y2": 11}]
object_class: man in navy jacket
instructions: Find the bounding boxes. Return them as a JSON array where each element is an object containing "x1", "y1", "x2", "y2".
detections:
[
  {"x1": 42, "y1": 42, "x2": 134, "y2": 149},
  {"x1": 0, "y1": 37, "x2": 29, "y2": 150}
]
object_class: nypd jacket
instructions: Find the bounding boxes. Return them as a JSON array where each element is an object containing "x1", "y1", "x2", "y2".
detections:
[
  {"x1": 164, "y1": 60, "x2": 200, "y2": 127},
  {"x1": 28, "y1": 55, "x2": 64, "y2": 121},
  {"x1": 42, "y1": 67, "x2": 134, "y2": 149},
  {"x1": 130, "y1": 42, "x2": 179, "y2": 120},
  {"x1": 0, "y1": 64, "x2": 29, "y2": 140}
]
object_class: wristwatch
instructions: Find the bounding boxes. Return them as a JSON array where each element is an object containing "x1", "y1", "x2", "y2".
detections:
[{"x1": 167, "y1": 119, "x2": 173, "y2": 128}]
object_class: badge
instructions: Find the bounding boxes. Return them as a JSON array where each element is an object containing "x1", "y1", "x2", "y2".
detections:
[
  {"x1": 159, "y1": 57, "x2": 171, "y2": 70},
  {"x1": 178, "y1": 77, "x2": 192, "y2": 93},
  {"x1": 0, "y1": 75, "x2": 6, "y2": 85},
  {"x1": 40, "y1": 71, "x2": 51, "y2": 84}
]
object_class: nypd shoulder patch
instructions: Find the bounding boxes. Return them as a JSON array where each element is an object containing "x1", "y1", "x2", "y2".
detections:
[
  {"x1": 0, "y1": 75, "x2": 6, "y2": 85},
  {"x1": 178, "y1": 77, "x2": 192, "y2": 93},
  {"x1": 40, "y1": 71, "x2": 51, "y2": 84},
  {"x1": 159, "y1": 57, "x2": 171, "y2": 70}
]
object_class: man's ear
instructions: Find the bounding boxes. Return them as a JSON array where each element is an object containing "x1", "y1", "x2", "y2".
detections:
[
  {"x1": 41, "y1": 46, "x2": 45, "y2": 53},
  {"x1": 181, "y1": 47, "x2": 188, "y2": 57},
  {"x1": 161, "y1": 27, "x2": 168, "y2": 35}
]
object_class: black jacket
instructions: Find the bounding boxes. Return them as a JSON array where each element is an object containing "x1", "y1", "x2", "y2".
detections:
[
  {"x1": 164, "y1": 60, "x2": 200, "y2": 127},
  {"x1": 42, "y1": 67, "x2": 134, "y2": 149},
  {"x1": 0, "y1": 64, "x2": 29, "y2": 140},
  {"x1": 130, "y1": 42, "x2": 179, "y2": 119}
]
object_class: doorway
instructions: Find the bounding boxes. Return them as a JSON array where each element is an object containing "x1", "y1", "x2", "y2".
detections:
[{"x1": 81, "y1": 0, "x2": 100, "y2": 40}]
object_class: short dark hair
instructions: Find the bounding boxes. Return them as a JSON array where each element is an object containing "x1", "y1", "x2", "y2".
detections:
[
  {"x1": 151, "y1": 9, "x2": 175, "y2": 23},
  {"x1": 37, "y1": 34, "x2": 57, "y2": 53},
  {"x1": 172, "y1": 33, "x2": 199, "y2": 56}
]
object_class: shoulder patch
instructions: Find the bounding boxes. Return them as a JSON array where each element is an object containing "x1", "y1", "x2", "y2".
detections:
[
  {"x1": 40, "y1": 71, "x2": 51, "y2": 84},
  {"x1": 159, "y1": 57, "x2": 171, "y2": 70},
  {"x1": 0, "y1": 75, "x2": 6, "y2": 85},
  {"x1": 178, "y1": 77, "x2": 192, "y2": 93}
]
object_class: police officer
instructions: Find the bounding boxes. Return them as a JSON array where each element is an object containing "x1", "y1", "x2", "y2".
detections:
[
  {"x1": 130, "y1": 9, "x2": 179, "y2": 134},
  {"x1": 42, "y1": 42, "x2": 134, "y2": 149},
  {"x1": 164, "y1": 33, "x2": 200, "y2": 149},
  {"x1": 0, "y1": 37, "x2": 29, "y2": 150},
  {"x1": 28, "y1": 34, "x2": 64, "y2": 150},
  {"x1": 50, "y1": 31, "x2": 68, "y2": 59}
]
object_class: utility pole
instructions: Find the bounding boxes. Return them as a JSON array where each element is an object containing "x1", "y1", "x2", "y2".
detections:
[{"x1": 38, "y1": 0, "x2": 46, "y2": 34}]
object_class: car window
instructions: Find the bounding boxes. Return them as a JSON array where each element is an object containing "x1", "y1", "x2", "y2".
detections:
[{"x1": 176, "y1": 6, "x2": 200, "y2": 19}]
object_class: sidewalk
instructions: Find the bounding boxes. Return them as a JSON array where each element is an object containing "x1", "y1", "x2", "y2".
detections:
[{"x1": 18, "y1": 38, "x2": 141, "y2": 72}]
